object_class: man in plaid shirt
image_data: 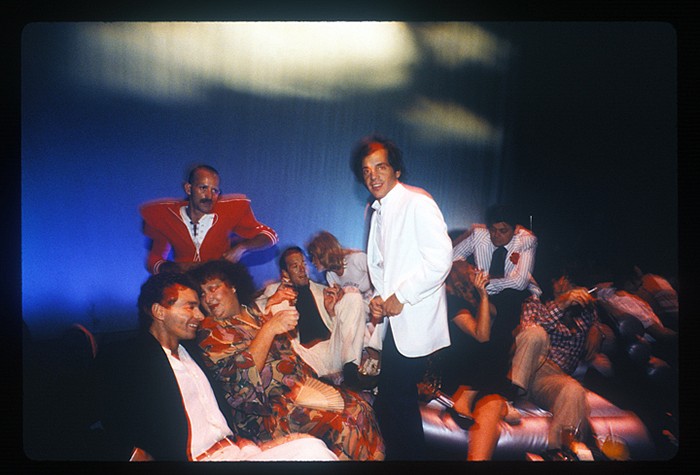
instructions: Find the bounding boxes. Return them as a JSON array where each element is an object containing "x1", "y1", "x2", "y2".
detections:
[{"x1": 509, "y1": 274, "x2": 605, "y2": 449}]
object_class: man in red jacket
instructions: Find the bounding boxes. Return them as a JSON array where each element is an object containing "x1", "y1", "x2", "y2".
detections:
[{"x1": 140, "y1": 164, "x2": 278, "y2": 274}]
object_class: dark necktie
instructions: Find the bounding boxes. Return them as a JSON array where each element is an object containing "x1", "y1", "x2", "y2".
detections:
[{"x1": 489, "y1": 246, "x2": 507, "y2": 278}]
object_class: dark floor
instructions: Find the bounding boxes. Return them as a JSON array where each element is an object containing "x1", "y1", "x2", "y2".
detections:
[
  {"x1": 581, "y1": 355, "x2": 679, "y2": 460},
  {"x1": 22, "y1": 329, "x2": 136, "y2": 461}
]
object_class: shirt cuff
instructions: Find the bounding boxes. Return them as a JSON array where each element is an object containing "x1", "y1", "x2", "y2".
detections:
[{"x1": 394, "y1": 289, "x2": 407, "y2": 305}]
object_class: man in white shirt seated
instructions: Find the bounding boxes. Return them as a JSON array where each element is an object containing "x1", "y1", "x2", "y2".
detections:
[
  {"x1": 255, "y1": 246, "x2": 368, "y2": 389},
  {"x1": 97, "y1": 271, "x2": 338, "y2": 461}
]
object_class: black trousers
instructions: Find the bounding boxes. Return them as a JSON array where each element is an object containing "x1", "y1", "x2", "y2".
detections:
[
  {"x1": 373, "y1": 323, "x2": 429, "y2": 461},
  {"x1": 489, "y1": 288, "x2": 531, "y2": 378}
]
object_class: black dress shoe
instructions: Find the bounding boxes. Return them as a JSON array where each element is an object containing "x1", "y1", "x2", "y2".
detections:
[
  {"x1": 341, "y1": 362, "x2": 378, "y2": 391},
  {"x1": 504, "y1": 383, "x2": 527, "y2": 402},
  {"x1": 445, "y1": 407, "x2": 475, "y2": 430}
]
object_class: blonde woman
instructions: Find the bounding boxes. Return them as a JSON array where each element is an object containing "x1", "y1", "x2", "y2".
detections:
[{"x1": 307, "y1": 231, "x2": 383, "y2": 380}]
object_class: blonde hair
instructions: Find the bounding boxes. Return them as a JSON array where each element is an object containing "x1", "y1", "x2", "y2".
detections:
[{"x1": 307, "y1": 231, "x2": 345, "y2": 273}]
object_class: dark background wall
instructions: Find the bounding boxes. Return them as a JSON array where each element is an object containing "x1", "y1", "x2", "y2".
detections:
[{"x1": 494, "y1": 22, "x2": 678, "y2": 287}]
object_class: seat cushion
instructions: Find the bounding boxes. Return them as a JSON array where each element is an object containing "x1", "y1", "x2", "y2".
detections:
[{"x1": 421, "y1": 390, "x2": 655, "y2": 460}]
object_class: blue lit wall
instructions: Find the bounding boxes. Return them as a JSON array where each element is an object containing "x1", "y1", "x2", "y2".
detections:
[{"x1": 21, "y1": 22, "x2": 677, "y2": 340}]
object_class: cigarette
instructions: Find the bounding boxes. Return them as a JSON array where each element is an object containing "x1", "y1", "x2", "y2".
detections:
[{"x1": 587, "y1": 287, "x2": 598, "y2": 294}]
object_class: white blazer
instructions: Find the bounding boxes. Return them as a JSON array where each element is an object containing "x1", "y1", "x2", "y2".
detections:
[{"x1": 366, "y1": 183, "x2": 453, "y2": 357}]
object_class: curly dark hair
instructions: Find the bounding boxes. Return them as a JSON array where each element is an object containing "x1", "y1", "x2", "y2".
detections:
[
  {"x1": 137, "y1": 272, "x2": 200, "y2": 331},
  {"x1": 187, "y1": 259, "x2": 257, "y2": 307},
  {"x1": 307, "y1": 231, "x2": 345, "y2": 273}
]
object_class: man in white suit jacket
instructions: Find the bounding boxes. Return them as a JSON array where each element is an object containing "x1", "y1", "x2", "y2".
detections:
[
  {"x1": 350, "y1": 134, "x2": 453, "y2": 460},
  {"x1": 255, "y1": 246, "x2": 367, "y2": 384}
]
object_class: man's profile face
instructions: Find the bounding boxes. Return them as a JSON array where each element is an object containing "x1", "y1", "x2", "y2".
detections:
[
  {"x1": 199, "y1": 278, "x2": 239, "y2": 321},
  {"x1": 157, "y1": 286, "x2": 204, "y2": 341},
  {"x1": 488, "y1": 221, "x2": 515, "y2": 248},
  {"x1": 361, "y1": 146, "x2": 400, "y2": 201},
  {"x1": 185, "y1": 169, "x2": 221, "y2": 216},
  {"x1": 283, "y1": 251, "x2": 310, "y2": 287}
]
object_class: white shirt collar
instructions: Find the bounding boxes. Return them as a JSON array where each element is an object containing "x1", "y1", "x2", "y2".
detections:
[
  {"x1": 180, "y1": 206, "x2": 215, "y2": 245},
  {"x1": 371, "y1": 182, "x2": 404, "y2": 211}
]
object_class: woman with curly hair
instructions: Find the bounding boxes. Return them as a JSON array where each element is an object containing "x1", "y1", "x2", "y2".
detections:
[{"x1": 188, "y1": 259, "x2": 385, "y2": 461}]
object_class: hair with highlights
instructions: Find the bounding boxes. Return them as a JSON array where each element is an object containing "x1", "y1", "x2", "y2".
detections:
[
  {"x1": 307, "y1": 231, "x2": 345, "y2": 273},
  {"x1": 350, "y1": 133, "x2": 406, "y2": 183}
]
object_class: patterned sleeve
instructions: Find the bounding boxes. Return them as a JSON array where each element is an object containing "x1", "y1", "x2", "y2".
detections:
[
  {"x1": 197, "y1": 320, "x2": 274, "y2": 415},
  {"x1": 452, "y1": 227, "x2": 476, "y2": 262},
  {"x1": 521, "y1": 296, "x2": 568, "y2": 335},
  {"x1": 486, "y1": 231, "x2": 537, "y2": 294}
]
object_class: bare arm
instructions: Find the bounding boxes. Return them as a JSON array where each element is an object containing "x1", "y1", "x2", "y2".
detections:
[
  {"x1": 452, "y1": 270, "x2": 492, "y2": 342},
  {"x1": 471, "y1": 270, "x2": 492, "y2": 342}
]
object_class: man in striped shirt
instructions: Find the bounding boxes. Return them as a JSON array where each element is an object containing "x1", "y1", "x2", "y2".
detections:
[{"x1": 451, "y1": 205, "x2": 541, "y2": 398}]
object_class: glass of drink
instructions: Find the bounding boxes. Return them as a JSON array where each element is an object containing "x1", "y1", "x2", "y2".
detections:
[
  {"x1": 601, "y1": 434, "x2": 630, "y2": 461},
  {"x1": 561, "y1": 425, "x2": 580, "y2": 449}
]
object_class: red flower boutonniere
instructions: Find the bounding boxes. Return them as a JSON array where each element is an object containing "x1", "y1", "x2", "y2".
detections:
[{"x1": 509, "y1": 252, "x2": 520, "y2": 265}]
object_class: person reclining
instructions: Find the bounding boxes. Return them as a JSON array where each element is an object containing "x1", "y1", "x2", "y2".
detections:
[
  {"x1": 189, "y1": 259, "x2": 385, "y2": 460},
  {"x1": 255, "y1": 246, "x2": 369, "y2": 389},
  {"x1": 306, "y1": 230, "x2": 382, "y2": 382},
  {"x1": 510, "y1": 272, "x2": 605, "y2": 450}
]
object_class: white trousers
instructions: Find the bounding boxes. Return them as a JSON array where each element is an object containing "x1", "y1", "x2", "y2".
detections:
[
  {"x1": 292, "y1": 291, "x2": 367, "y2": 377},
  {"x1": 203, "y1": 437, "x2": 338, "y2": 461}
]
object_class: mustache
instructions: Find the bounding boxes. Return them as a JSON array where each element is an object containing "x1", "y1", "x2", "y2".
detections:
[{"x1": 200, "y1": 199, "x2": 213, "y2": 204}]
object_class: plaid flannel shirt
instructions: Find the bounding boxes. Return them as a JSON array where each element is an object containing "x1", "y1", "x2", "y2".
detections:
[{"x1": 520, "y1": 295, "x2": 598, "y2": 374}]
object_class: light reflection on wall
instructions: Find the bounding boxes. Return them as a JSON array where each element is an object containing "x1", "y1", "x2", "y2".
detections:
[
  {"x1": 76, "y1": 22, "x2": 419, "y2": 101},
  {"x1": 22, "y1": 22, "x2": 510, "y2": 340},
  {"x1": 413, "y1": 22, "x2": 510, "y2": 69},
  {"x1": 400, "y1": 96, "x2": 502, "y2": 144},
  {"x1": 73, "y1": 21, "x2": 506, "y2": 142}
]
